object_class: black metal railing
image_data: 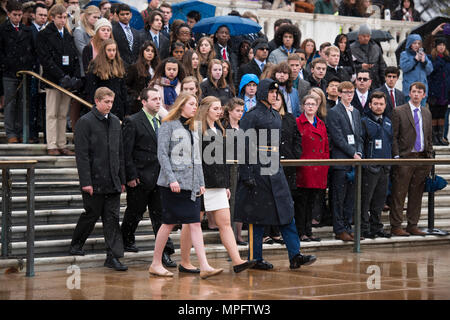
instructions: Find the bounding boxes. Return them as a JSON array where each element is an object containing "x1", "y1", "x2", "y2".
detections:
[
  {"x1": 1, "y1": 160, "x2": 37, "y2": 277},
  {"x1": 229, "y1": 157, "x2": 450, "y2": 253}
]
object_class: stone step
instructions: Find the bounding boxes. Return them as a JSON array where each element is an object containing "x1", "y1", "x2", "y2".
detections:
[
  {"x1": 0, "y1": 144, "x2": 74, "y2": 156},
  {"x1": 0, "y1": 180, "x2": 81, "y2": 197},
  {"x1": 2, "y1": 234, "x2": 450, "y2": 273},
  {"x1": 0, "y1": 132, "x2": 73, "y2": 144},
  {"x1": 0, "y1": 167, "x2": 79, "y2": 181},
  {"x1": 0, "y1": 155, "x2": 76, "y2": 168}
]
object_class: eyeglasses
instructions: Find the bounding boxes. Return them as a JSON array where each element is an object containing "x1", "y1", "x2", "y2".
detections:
[
  {"x1": 258, "y1": 48, "x2": 269, "y2": 51},
  {"x1": 341, "y1": 91, "x2": 354, "y2": 95},
  {"x1": 357, "y1": 77, "x2": 370, "y2": 82},
  {"x1": 179, "y1": 31, "x2": 191, "y2": 35},
  {"x1": 304, "y1": 103, "x2": 317, "y2": 107}
]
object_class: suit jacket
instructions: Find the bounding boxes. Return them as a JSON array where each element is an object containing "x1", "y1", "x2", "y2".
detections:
[
  {"x1": 375, "y1": 85, "x2": 406, "y2": 120},
  {"x1": 297, "y1": 78, "x2": 311, "y2": 106},
  {"x1": 140, "y1": 30, "x2": 170, "y2": 60},
  {"x1": 214, "y1": 43, "x2": 238, "y2": 79},
  {"x1": 326, "y1": 102, "x2": 363, "y2": 170},
  {"x1": 392, "y1": 103, "x2": 433, "y2": 159},
  {"x1": 351, "y1": 90, "x2": 372, "y2": 117},
  {"x1": 122, "y1": 110, "x2": 160, "y2": 189},
  {"x1": 238, "y1": 59, "x2": 263, "y2": 81},
  {"x1": 112, "y1": 22, "x2": 141, "y2": 67}
]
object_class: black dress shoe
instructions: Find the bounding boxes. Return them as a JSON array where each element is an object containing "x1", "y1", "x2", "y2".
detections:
[
  {"x1": 374, "y1": 230, "x2": 391, "y2": 238},
  {"x1": 124, "y1": 243, "x2": 139, "y2": 253},
  {"x1": 289, "y1": 253, "x2": 317, "y2": 269},
  {"x1": 178, "y1": 265, "x2": 200, "y2": 274},
  {"x1": 236, "y1": 240, "x2": 248, "y2": 246},
  {"x1": 362, "y1": 232, "x2": 376, "y2": 239},
  {"x1": 233, "y1": 260, "x2": 257, "y2": 273},
  {"x1": 271, "y1": 237, "x2": 285, "y2": 245},
  {"x1": 162, "y1": 252, "x2": 177, "y2": 268},
  {"x1": 104, "y1": 256, "x2": 128, "y2": 271},
  {"x1": 69, "y1": 245, "x2": 85, "y2": 256},
  {"x1": 251, "y1": 260, "x2": 273, "y2": 270}
]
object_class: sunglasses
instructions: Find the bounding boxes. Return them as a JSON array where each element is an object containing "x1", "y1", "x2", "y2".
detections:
[{"x1": 357, "y1": 77, "x2": 370, "y2": 82}]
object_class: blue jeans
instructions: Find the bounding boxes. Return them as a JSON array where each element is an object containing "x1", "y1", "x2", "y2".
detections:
[{"x1": 248, "y1": 219, "x2": 301, "y2": 262}]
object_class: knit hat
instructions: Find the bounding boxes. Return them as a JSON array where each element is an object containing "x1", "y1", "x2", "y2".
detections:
[
  {"x1": 435, "y1": 37, "x2": 447, "y2": 47},
  {"x1": 94, "y1": 18, "x2": 112, "y2": 34},
  {"x1": 358, "y1": 24, "x2": 372, "y2": 36}
]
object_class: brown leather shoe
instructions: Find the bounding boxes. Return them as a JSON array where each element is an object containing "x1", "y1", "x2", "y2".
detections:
[
  {"x1": 7, "y1": 137, "x2": 19, "y2": 143},
  {"x1": 406, "y1": 226, "x2": 427, "y2": 236},
  {"x1": 335, "y1": 232, "x2": 353, "y2": 241},
  {"x1": 47, "y1": 148, "x2": 61, "y2": 156},
  {"x1": 59, "y1": 148, "x2": 75, "y2": 156},
  {"x1": 349, "y1": 233, "x2": 365, "y2": 241},
  {"x1": 391, "y1": 227, "x2": 410, "y2": 237}
]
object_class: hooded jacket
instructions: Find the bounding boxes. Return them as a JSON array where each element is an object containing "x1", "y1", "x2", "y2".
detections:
[
  {"x1": 399, "y1": 34, "x2": 433, "y2": 98},
  {"x1": 239, "y1": 73, "x2": 260, "y2": 97}
]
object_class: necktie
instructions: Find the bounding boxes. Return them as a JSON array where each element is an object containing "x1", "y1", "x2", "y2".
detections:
[
  {"x1": 153, "y1": 35, "x2": 159, "y2": 49},
  {"x1": 361, "y1": 94, "x2": 366, "y2": 107},
  {"x1": 152, "y1": 117, "x2": 159, "y2": 136},
  {"x1": 125, "y1": 26, "x2": 133, "y2": 51},
  {"x1": 414, "y1": 108, "x2": 421, "y2": 152},
  {"x1": 260, "y1": 62, "x2": 265, "y2": 71},
  {"x1": 390, "y1": 89, "x2": 396, "y2": 108},
  {"x1": 14, "y1": 26, "x2": 19, "y2": 31},
  {"x1": 222, "y1": 47, "x2": 227, "y2": 60},
  {"x1": 377, "y1": 117, "x2": 383, "y2": 125},
  {"x1": 60, "y1": 31, "x2": 63, "y2": 38}
]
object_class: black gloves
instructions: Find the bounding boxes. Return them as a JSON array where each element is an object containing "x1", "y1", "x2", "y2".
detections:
[
  {"x1": 242, "y1": 178, "x2": 257, "y2": 188},
  {"x1": 70, "y1": 77, "x2": 83, "y2": 92},
  {"x1": 59, "y1": 75, "x2": 72, "y2": 89}
]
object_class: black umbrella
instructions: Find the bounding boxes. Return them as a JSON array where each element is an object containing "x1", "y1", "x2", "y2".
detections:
[
  {"x1": 395, "y1": 16, "x2": 450, "y2": 65},
  {"x1": 347, "y1": 29, "x2": 394, "y2": 43}
]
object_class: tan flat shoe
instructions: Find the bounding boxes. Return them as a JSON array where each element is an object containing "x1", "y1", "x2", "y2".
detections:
[
  {"x1": 149, "y1": 266, "x2": 174, "y2": 277},
  {"x1": 200, "y1": 268, "x2": 223, "y2": 279}
]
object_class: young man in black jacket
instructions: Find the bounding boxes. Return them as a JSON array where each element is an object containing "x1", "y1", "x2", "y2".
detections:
[
  {"x1": 0, "y1": 0, "x2": 35, "y2": 143},
  {"x1": 36, "y1": 3, "x2": 80, "y2": 155},
  {"x1": 70, "y1": 87, "x2": 127, "y2": 271}
]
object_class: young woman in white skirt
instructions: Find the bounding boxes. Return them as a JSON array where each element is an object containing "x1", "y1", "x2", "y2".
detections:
[{"x1": 181, "y1": 96, "x2": 255, "y2": 274}]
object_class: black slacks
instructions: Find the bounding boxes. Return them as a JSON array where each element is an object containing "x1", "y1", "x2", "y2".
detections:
[
  {"x1": 71, "y1": 192, "x2": 124, "y2": 258},
  {"x1": 121, "y1": 185, "x2": 175, "y2": 255},
  {"x1": 294, "y1": 188, "x2": 321, "y2": 237},
  {"x1": 361, "y1": 167, "x2": 389, "y2": 234}
]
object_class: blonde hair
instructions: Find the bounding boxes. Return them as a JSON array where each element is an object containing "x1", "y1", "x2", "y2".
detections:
[
  {"x1": 162, "y1": 92, "x2": 198, "y2": 130},
  {"x1": 81, "y1": 6, "x2": 101, "y2": 37},
  {"x1": 309, "y1": 87, "x2": 327, "y2": 119},
  {"x1": 195, "y1": 96, "x2": 225, "y2": 135},
  {"x1": 88, "y1": 39, "x2": 125, "y2": 80},
  {"x1": 181, "y1": 76, "x2": 202, "y2": 99},
  {"x1": 94, "y1": 86, "x2": 115, "y2": 101}
]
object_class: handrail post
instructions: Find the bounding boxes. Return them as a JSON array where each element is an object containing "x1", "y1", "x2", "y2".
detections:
[
  {"x1": 353, "y1": 165, "x2": 362, "y2": 253},
  {"x1": 22, "y1": 74, "x2": 29, "y2": 144},
  {"x1": 26, "y1": 166, "x2": 35, "y2": 277},
  {"x1": 1, "y1": 168, "x2": 12, "y2": 257}
]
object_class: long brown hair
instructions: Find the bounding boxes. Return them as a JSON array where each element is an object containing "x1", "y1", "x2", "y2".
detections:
[
  {"x1": 162, "y1": 92, "x2": 198, "y2": 131},
  {"x1": 222, "y1": 97, "x2": 244, "y2": 128},
  {"x1": 91, "y1": 25, "x2": 114, "y2": 56},
  {"x1": 196, "y1": 36, "x2": 216, "y2": 65},
  {"x1": 309, "y1": 87, "x2": 327, "y2": 119},
  {"x1": 88, "y1": 39, "x2": 125, "y2": 80},
  {"x1": 221, "y1": 60, "x2": 236, "y2": 96},
  {"x1": 195, "y1": 96, "x2": 225, "y2": 135},
  {"x1": 431, "y1": 46, "x2": 449, "y2": 60},
  {"x1": 182, "y1": 49, "x2": 202, "y2": 83},
  {"x1": 207, "y1": 59, "x2": 227, "y2": 89},
  {"x1": 181, "y1": 76, "x2": 202, "y2": 99},
  {"x1": 136, "y1": 40, "x2": 160, "y2": 78}
]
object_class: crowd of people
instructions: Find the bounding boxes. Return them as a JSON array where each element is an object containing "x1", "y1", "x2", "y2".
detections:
[{"x1": 0, "y1": 0, "x2": 449, "y2": 276}]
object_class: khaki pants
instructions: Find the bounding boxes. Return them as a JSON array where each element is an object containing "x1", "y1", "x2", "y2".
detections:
[{"x1": 46, "y1": 89, "x2": 70, "y2": 150}]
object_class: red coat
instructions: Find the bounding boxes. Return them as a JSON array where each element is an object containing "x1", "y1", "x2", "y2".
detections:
[{"x1": 296, "y1": 113, "x2": 329, "y2": 189}]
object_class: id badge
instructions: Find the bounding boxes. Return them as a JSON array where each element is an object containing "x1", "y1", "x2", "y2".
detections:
[
  {"x1": 375, "y1": 139, "x2": 382, "y2": 149},
  {"x1": 62, "y1": 56, "x2": 69, "y2": 66},
  {"x1": 347, "y1": 134, "x2": 355, "y2": 145}
]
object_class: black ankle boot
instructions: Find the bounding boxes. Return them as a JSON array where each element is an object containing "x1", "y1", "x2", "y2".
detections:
[
  {"x1": 438, "y1": 126, "x2": 449, "y2": 146},
  {"x1": 432, "y1": 126, "x2": 440, "y2": 145}
]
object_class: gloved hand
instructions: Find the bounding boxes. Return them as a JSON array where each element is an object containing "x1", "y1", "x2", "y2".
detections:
[
  {"x1": 242, "y1": 178, "x2": 257, "y2": 188},
  {"x1": 70, "y1": 77, "x2": 83, "y2": 91},
  {"x1": 59, "y1": 75, "x2": 72, "y2": 89}
]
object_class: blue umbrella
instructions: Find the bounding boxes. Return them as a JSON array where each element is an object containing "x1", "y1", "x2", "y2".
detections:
[
  {"x1": 84, "y1": 0, "x2": 145, "y2": 30},
  {"x1": 192, "y1": 15, "x2": 262, "y2": 36},
  {"x1": 170, "y1": 0, "x2": 216, "y2": 24}
]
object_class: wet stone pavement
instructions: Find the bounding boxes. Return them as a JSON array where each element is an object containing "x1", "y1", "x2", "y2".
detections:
[{"x1": 1, "y1": 244, "x2": 450, "y2": 300}]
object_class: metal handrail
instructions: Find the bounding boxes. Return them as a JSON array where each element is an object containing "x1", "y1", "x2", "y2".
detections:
[
  {"x1": 16, "y1": 70, "x2": 92, "y2": 144},
  {"x1": 1, "y1": 160, "x2": 37, "y2": 277},
  {"x1": 228, "y1": 157, "x2": 450, "y2": 254}
]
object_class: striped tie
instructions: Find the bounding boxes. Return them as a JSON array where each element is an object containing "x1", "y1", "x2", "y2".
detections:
[{"x1": 125, "y1": 26, "x2": 133, "y2": 51}]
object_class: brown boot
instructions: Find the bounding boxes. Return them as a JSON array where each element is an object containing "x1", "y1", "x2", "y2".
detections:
[
  {"x1": 391, "y1": 227, "x2": 410, "y2": 237},
  {"x1": 406, "y1": 226, "x2": 427, "y2": 236},
  {"x1": 59, "y1": 148, "x2": 75, "y2": 156},
  {"x1": 7, "y1": 137, "x2": 19, "y2": 143},
  {"x1": 335, "y1": 232, "x2": 353, "y2": 241},
  {"x1": 47, "y1": 148, "x2": 61, "y2": 156}
]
